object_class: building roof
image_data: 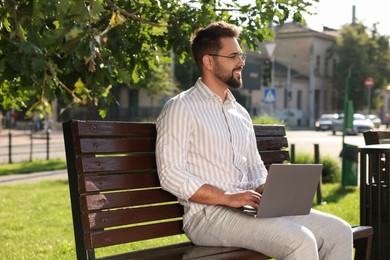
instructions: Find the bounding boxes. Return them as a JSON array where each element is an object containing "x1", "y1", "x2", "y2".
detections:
[{"x1": 276, "y1": 22, "x2": 339, "y2": 41}]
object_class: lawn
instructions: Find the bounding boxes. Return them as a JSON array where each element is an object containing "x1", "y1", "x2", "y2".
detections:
[{"x1": 0, "y1": 180, "x2": 360, "y2": 259}]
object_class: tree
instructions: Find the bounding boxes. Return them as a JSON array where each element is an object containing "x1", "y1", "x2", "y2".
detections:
[
  {"x1": 333, "y1": 23, "x2": 390, "y2": 112},
  {"x1": 0, "y1": 0, "x2": 318, "y2": 118}
]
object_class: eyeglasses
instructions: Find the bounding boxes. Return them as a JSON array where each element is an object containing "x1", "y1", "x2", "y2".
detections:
[{"x1": 208, "y1": 52, "x2": 247, "y2": 61}]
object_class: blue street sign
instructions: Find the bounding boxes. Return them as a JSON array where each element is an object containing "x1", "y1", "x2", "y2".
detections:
[{"x1": 264, "y1": 87, "x2": 276, "y2": 104}]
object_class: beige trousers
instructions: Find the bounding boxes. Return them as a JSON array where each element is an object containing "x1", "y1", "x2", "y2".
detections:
[{"x1": 184, "y1": 205, "x2": 353, "y2": 260}]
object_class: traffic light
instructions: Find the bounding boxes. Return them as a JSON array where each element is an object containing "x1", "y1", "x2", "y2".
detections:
[{"x1": 262, "y1": 59, "x2": 272, "y2": 87}]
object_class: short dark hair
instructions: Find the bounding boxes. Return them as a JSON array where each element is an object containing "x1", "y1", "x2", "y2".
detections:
[{"x1": 191, "y1": 21, "x2": 240, "y2": 70}]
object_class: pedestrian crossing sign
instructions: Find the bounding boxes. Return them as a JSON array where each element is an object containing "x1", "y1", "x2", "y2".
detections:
[{"x1": 264, "y1": 87, "x2": 276, "y2": 104}]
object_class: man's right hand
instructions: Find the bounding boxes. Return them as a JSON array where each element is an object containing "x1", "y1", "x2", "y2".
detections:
[
  {"x1": 189, "y1": 184, "x2": 261, "y2": 210},
  {"x1": 223, "y1": 190, "x2": 262, "y2": 210}
]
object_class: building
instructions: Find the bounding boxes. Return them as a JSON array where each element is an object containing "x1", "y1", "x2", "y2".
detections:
[{"x1": 241, "y1": 23, "x2": 340, "y2": 127}]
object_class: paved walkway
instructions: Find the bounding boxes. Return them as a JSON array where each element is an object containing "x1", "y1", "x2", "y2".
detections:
[{"x1": 0, "y1": 169, "x2": 67, "y2": 186}]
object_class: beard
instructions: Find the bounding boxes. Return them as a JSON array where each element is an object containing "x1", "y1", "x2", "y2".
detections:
[{"x1": 214, "y1": 61, "x2": 242, "y2": 89}]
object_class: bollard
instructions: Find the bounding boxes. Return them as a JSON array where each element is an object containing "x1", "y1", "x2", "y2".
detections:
[
  {"x1": 314, "y1": 144, "x2": 323, "y2": 205},
  {"x1": 46, "y1": 130, "x2": 50, "y2": 160},
  {"x1": 29, "y1": 132, "x2": 33, "y2": 162},
  {"x1": 290, "y1": 144, "x2": 295, "y2": 163},
  {"x1": 8, "y1": 131, "x2": 12, "y2": 163}
]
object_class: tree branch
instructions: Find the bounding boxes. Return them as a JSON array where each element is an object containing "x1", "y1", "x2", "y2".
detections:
[{"x1": 105, "y1": 0, "x2": 171, "y2": 28}]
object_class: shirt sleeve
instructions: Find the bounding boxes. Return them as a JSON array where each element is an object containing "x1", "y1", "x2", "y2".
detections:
[
  {"x1": 156, "y1": 98, "x2": 205, "y2": 201},
  {"x1": 246, "y1": 123, "x2": 268, "y2": 189}
]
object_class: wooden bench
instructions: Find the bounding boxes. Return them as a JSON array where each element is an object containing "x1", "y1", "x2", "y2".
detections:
[{"x1": 63, "y1": 120, "x2": 373, "y2": 260}]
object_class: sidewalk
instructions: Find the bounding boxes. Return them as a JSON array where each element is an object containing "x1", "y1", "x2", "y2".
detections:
[{"x1": 0, "y1": 169, "x2": 67, "y2": 186}]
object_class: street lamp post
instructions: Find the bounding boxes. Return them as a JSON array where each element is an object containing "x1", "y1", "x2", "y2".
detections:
[{"x1": 265, "y1": 42, "x2": 276, "y2": 115}]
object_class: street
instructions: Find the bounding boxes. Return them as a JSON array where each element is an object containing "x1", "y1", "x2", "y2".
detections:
[{"x1": 286, "y1": 129, "x2": 366, "y2": 159}]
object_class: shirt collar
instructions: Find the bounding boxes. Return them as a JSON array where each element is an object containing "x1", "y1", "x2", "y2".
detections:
[{"x1": 195, "y1": 78, "x2": 236, "y2": 103}]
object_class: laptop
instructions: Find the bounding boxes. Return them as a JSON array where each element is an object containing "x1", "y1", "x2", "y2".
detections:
[{"x1": 239, "y1": 164, "x2": 322, "y2": 218}]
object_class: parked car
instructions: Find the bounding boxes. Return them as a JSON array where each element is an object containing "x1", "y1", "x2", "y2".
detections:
[
  {"x1": 331, "y1": 113, "x2": 374, "y2": 135},
  {"x1": 367, "y1": 114, "x2": 382, "y2": 128},
  {"x1": 315, "y1": 113, "x2": 338, "y2": 131}
]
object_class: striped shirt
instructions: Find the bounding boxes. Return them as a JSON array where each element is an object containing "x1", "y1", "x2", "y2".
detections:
[{"x1": 156, "y1": 78, "x2": 268, "y2": 226}]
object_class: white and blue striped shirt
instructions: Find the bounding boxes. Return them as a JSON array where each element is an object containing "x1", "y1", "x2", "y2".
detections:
[{"x1": 156, "y1": 78, "x2": 268, "y2": 226}]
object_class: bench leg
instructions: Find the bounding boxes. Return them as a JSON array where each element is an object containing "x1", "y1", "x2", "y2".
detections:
[{"x1": 353, "y1": 226, "x2": 373, "y2": 260}]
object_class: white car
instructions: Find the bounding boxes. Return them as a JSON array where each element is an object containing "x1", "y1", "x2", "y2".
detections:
[
  {"x1": 315, "y1": 113, "x2": 338, "y2": 131},
  {"x1": 331, "y1": 113, "x2": 374, "y2": 135},
  {"x1": 367, "y1": 114, "x2": 382, "y2": 128}
]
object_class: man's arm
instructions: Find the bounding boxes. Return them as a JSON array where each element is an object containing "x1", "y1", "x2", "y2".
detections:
[{"x1": 189, "y1": 184, "x2": 262, "y2": 209}]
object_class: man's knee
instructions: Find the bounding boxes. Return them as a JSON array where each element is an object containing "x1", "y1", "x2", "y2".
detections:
[{"x1": 280, "y1": 228, "x2": 318, "y2": 260}]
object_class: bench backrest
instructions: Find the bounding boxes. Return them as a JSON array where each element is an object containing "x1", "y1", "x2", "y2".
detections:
[
  {"x1": 363, "y1": 130, "x2": 390, "y2": 145},
  {"x1": 63, "y1": 120, "x2": 289, "y2": 259}
]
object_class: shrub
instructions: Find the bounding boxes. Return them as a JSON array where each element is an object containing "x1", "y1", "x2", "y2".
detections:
[
  {"x1": 293, "y1": 153, "x2": 341, "y2": 183},
  {"x1": 252, "y1": 114, "x2": 285, "y2": 125}
]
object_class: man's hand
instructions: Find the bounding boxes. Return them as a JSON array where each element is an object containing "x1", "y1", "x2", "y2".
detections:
[
  {"x1": 189, "y1": 184, "x2": 262, "y2": 210},
  {"x1": 224, "y1": 190, "x2": 262, "y2": 210}
]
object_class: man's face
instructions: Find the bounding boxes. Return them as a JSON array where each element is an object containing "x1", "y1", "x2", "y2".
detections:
[{"x1": 212, "y1": 37, "x2": 245, "y2": 89}]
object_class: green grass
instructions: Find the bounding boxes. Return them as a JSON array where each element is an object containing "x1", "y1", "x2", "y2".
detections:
[
  {"x1": 0, "y1": 159, "x2": 66, "y2": 176},
  {"x1": 0, "y1": 180, "x2": 360, "y2": 259},
  {"x1": 313, "y1": 183, "x2": 359, "y2": 225}
]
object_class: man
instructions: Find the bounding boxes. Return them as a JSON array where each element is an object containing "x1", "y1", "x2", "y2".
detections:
[{"x1": 156, "y1": 21, "x2": 352, "y2": 259}]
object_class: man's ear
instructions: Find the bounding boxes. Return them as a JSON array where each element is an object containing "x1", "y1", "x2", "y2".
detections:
[{"x1": 202, "y1": 55, "x2": 214, "y2": 71}]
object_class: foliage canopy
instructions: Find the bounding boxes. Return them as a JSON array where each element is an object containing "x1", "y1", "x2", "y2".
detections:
[
  {"x1": 0, "y1": 0, "x2": 317, "y2": 118},
  {"x1": 333, "y1": 23, "x2": 390, "y2": 111}
]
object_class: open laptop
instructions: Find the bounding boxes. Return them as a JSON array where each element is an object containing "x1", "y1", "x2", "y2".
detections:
[{"x1": 239, "y1": 164, "x2": 322, "y2": 218}]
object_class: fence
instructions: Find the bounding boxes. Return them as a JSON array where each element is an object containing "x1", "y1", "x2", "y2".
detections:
[{"x1": 0, "y1": 130, "x2": 66, "y2": 164}]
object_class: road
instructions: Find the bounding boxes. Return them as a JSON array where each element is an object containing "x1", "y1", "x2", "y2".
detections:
[{"x1": 286, "y1": 129, "x2": 366, "y2": 159}]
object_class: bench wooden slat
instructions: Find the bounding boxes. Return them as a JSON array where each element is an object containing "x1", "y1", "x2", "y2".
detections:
[
  {"x1": 88, "y1": 220, "x2": 184, "y2": 248},
  {"x1": 259, "y1": 150, "x2": 290, "y2": 166},
  {"x1": 78, "y1": 156, "x2": 156, "y2": 174},
  {"x1": 81, "y1": 172, "x2": 160, "y2": 193},
  {"x1": 76, "y1": 121, "x2": 156, "y2": 137},
  {"x1": 256, "y1": 136, "x2": 288, "y2": 150},
  {"x1": 254, "y1": 124, "x2": 286, "y2": 136},
  {"x1": 79, "y1": 138, "x2": 156, "y2": 154},
  {"x1": 85, "y1": 204, "x2": 183, "y2": 230},
  {"x1": 81, "y1": 189, "x2": 177, "y2": 211}
]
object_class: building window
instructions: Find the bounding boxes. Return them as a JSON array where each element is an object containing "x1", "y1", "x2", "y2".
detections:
[
  {"x1": 284, "y1": 88, "x2": 288, "y2": 108},
  {"x1": 324, "y1": 58, "x2": 329, "y2": 77},
  {"x1": 324, "y1": 90, "x2": 328, "y2": 110},
  {"x1": 315, "y1": 55, "x2": 320, "y2": 75},
  {"x1": 297, "y1": 90, "x2": 302, "y2": 109},
  {"x1": 331, "y1": 91, "x2": 337, "y2": 111},
  {"x1": 332, "y1": 59, "x2": 337, "y2": 78}
]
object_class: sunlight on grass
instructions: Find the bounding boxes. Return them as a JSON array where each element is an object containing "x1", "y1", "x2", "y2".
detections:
[
  {"x1": 313, "y1": 183, "x2": 360, "y2": 225},
  {"x1": 0, "y1": 180, "x2": 359, "y2": 259},
  {"x1": 0, "y1": 159, "x2": 66, "y2": 176}
]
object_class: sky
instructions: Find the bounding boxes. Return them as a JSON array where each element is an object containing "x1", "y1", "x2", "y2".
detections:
[{"x1": 303, "y1": 0, "x2": 390, "y2": 36}]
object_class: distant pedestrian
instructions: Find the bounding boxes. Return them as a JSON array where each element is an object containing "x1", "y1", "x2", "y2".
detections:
[
  {"x1": 12, "y1": 109, "x2": 18, "y2": 128},
  {"x1": 385, "y1": 113, "x2": 390, "y2": 128},
  {"x1": 6, "y1": 110, "x2": 12, "y2": 129},
  {"x1": 0, "y1": 111, "x2": 3, "y2": 133}
]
